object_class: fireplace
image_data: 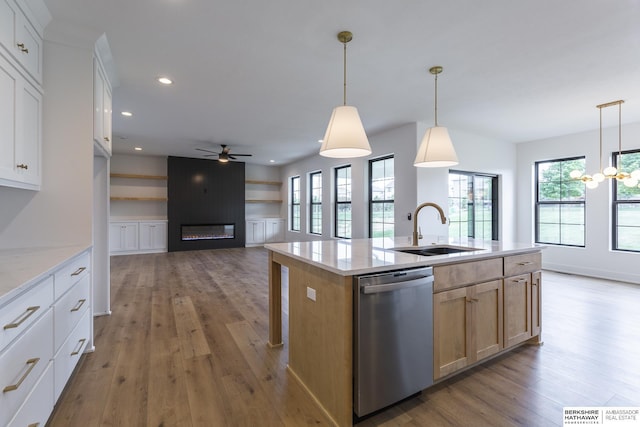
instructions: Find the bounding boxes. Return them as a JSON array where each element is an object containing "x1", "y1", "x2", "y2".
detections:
[{"x1": 181, "y1": 224, "x2": 235, "y2": 241}]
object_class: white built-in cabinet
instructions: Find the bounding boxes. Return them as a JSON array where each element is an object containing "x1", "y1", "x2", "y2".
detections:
[
  {"x1": 0, "y1": 0, "x2": 44, "y2": 191},
  {"x1": 93, "y1": 54, "x2": 112, "y2": 156},
  {"x1": 0, "y1": 249, "x2": 92, "y2": 427},
  {"x1": 246, "y1": 218, "x2": 284, "y2": 246},
  {"x1": 110, "y1": 220, "x2": 167, "y2": 255}
]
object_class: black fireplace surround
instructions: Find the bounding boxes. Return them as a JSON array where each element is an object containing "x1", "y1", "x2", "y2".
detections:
[{"x1": 168, "y1": 156, "x2": 245, "y2": 251}]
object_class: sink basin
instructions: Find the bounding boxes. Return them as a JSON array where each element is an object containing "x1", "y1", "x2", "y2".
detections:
[{"x1": 393, "y1": 245, "x2": 482, "y2": 257}]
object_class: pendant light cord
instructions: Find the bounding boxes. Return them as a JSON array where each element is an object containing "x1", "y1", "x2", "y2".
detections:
[
  {"x1": 434, "y1": 72, "x2": 438, "y2": 126},
  {"x1": 343, "y1": 41, "x2": 347, "y2": 106},
  {"x1": 599, "y1": 107, "x2": 603, "y2": 172}
]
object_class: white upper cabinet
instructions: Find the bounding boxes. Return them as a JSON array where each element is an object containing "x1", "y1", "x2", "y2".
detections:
[
  {"x1": 0, "y1": 0, "x2": 44, "y2": 85},
  {"x1": 93, "y1": 55, "x2": 112, "y2": 156}
]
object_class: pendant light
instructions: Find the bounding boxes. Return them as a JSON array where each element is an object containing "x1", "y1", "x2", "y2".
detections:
[
  {"x1": 319, "y1": 31, "x2": 372, "y2": 158},
  {"x1": 414, "y1": 66, "x2": 459, "y2": 168},
  {"x1": 570, "y1": 100, "x2": 640, "y2": 189}
]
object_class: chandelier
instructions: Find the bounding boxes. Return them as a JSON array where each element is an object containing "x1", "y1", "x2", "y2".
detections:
[{"x1": 570, "y1": 100, "x2": 640, "y2": 189}]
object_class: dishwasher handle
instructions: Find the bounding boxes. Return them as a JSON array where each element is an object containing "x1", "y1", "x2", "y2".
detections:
[{"x1": 361, "y1": 275, "x2": 434, "y2": 294}]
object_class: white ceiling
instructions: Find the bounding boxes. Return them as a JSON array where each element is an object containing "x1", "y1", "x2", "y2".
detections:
[{"x1": 42, "y1": 0, "x2": 640, "y2": 165}]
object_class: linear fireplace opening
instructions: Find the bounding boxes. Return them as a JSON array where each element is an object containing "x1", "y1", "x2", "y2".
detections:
[{"x1": 181, "y1": 224, "x2": 235, "y2": 241}]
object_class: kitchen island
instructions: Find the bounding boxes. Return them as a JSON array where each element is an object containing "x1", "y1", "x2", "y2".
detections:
[{"x1": 265, "y1": 237, "x2": 544, "y2": 427}]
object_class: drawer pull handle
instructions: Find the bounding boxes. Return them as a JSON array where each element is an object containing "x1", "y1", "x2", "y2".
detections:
[
  {"x1": 17, "y1": 42, "x2": 29, "y2": 53},
  {"x1": 517, "y1": 261, "x2": 533, "y2": 266},
  {"x1": 3, "y1": 306, "x2": 40, "y2": 330},
  {"x1": 104, "y1": 136, "x2": 110, "y2": 142},
  {"x1": 466, "y1": 298, "x2": 479, "y2": 303},
  {"x1": 16, "y1": 163, "x2": 29, "y2": 170},
  {"x1": 28, "y1": 423, "x2": 40, "y2": 427},
  {"x1": 3, "y1": 358, "x2": 39, "y2": 392},
  {"x1": 512, "y1": 278, "x2": 527, "y2": 283},
  {"x1": 71, "y1": 338, "x2": 87, "y2": 356},
  {"x1": 70, "y1": 299, "x2": 87, "y2": 312},
  {"x1": 71, "y1": 267, "x2": 86, "y2": 276}
]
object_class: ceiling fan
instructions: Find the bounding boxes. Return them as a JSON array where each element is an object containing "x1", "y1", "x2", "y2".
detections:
[{"x1": 195, "y1": 144, "x2": 252, "y2": 163}]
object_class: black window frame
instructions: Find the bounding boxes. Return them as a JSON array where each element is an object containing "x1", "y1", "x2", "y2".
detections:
[
  {"x1": 290, "y1": 176, "x2": 300, "y2": 232},
  {"x1": 368, "y1": 155, "x2": 395, "y2": 238},
  {"x1": 448, "y1": 170, "x2": 499, "y2": 241},
  {"x1": 535, "y1": 156, "x2": 586, "y2": 247},
  {"x1": 612, "y1": 149, "x2": 640, "y2": 253},
  {"x1": 309, "y1": 171, "x2": 322, "y2": 235},
  {"x1": 334, "y1": 165, "x2": 352, "y2": 239}
]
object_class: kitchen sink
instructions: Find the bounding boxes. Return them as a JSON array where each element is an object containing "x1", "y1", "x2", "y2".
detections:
[{"x1": 393, "y1": 245, "x2": 482, "y2": 257}]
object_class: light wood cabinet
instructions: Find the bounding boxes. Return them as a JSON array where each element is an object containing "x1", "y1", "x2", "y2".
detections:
[
  {"x1": 433, "y1": 251, "x2": 542, "y2": 381},
  {"x1": 433, "y1": 279, "x2": 503, "y2": 380}
]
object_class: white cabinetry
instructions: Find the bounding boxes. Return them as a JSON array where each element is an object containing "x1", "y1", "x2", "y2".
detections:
[
  {"x1": 0, "y1": 0, "x2": 44, "y2": 85},
  {"x1": 0, "y1": 248, "x2": 92, "y2": 427},
  {"x1": 109, "y1": 222, "x2": 139, "y2": 253},
  {"x1": 246, "y1": 218, "x2": 284, "y2": 246},
  {"x1": 93, "y1": 55, "x2": 112, "y2": 156},
  {"x1": 139, "y1": 221, "x2": 168, "y2": 251},
  {"x1": 0, "y1": 35, "x2": 42, "y2": 190},
  {"x1": 110, "y1": 220, "x2": 167, "y2": 255}
]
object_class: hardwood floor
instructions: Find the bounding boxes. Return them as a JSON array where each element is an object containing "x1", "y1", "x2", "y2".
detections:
[{"x1": 48, "y1": 248, "x2": 640, "y2": 427}]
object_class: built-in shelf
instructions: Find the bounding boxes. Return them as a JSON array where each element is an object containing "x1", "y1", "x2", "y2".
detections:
[
  {"x1": 245, "y1": 199, "x2": 283, "y2": 204},
  {"x1": 245, "y1": 180, "x2": 282, "y2": 186},
  {"x1": 111, "y1": 197, "x2": 168, "y2": 201},
  {"x1": 110, "y1": 173, "x2": 167, "y2": 180}
]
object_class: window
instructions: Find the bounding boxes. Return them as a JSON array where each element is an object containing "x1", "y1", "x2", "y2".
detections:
[
  {"x1": 309, "y1": 171, "x2": 322, "y2": 235},
  {"x1": 369, "y1": 156, "x2": 394, "y2": 238},
  {"x1": 290, "y1": 176, "x2": 300, "y2": 231},
  {"x1": 613, "y1": 149, "x2": 640, "y2": 252},
  {"x1": 448, "y1": 171, "x2": 498, "y2": 241},
  {"x1": 535, "y1": 157, "x2": 586, "y2": 246},
  {"x1": 335, "y1": 165, "x2": 352, "y2": 238}
]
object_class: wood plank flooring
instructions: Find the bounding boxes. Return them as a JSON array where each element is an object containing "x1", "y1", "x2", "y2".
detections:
[{"x1": 48, "y1": 248, "x2": 640, "y2": 427}]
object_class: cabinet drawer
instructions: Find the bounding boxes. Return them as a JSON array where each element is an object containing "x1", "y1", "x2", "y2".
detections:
[
  {"x1": 504, "y1": 252, "x2": 541, "y2": 276},
  {"x1": 0, "y1": 308, "x2": 53, "y2": 427},
  {"x1": 54, "y1": 274, "x2": 90, "y2": 351},
  {"x1": 7, "y1": 359, "x2": 53, "y2": 427},
  {"x1": 1, "y1": 276, "x2": 53, "y2": 353},
  {"x1": 54, "y1": 308, "x2": 90, "y2": 401},
  {"x1": 434, "y1": 257, "x2": 503, "y2": 292},
  {"x1": 54, "y1": 251, "x2": 90, "y2": 300}
]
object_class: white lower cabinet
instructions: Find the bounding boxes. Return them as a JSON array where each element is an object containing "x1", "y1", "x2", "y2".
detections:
[
  {"x1": 110, "y1": 220, "x2": 167, "y2": 255},
  {"x1": 246, "y1": 218, "x2": 284, "y2": 246},
  {"x1": 0, "y1": 248, "x2": 92, "y2": 427}
]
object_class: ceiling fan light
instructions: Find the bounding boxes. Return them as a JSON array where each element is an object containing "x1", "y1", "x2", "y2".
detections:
[
  {"x1": 320, "y1": 105, "x2": 372, "y2": 158},
  {"x1": 414, "y1": 126, "x2": 459, "y2": 168}
]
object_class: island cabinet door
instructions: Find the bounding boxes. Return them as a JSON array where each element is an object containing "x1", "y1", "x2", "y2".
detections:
[
  {"x1": 504, "y1": 273, "x2": 532, "y2": 347},
  {"x1": 433, "y1": 287, "x2": 469, "y2": 380},
  {"x1": 470, "y1": 279, "x2": 503, "y2": 362},
  {"x1": 531, "y1": 271, "x2": 541, "y2": 338}
]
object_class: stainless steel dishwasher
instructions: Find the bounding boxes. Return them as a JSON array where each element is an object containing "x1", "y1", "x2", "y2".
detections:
[{"x1": 354, "y1": 266, "x2": 434, "y2": 417}]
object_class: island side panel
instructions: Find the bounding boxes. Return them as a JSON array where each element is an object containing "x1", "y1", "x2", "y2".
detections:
[
  {"x1": 268, "y1": 250, "x2": 283, "y2": 347},
  {"x1": 284, "y1": 255, "x2": 353, "y2": 427}
]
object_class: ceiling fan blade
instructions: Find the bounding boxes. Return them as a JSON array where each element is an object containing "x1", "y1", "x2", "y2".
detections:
[
  {"x1": 196, "y1": 148, "x2": 217, "y2": 154},
  {"x1": 203, "y1": 154, "x2": 218, "y2": 157},
  {"x1": 230, "y1": 153, "x2": 252, "y2": 157}
]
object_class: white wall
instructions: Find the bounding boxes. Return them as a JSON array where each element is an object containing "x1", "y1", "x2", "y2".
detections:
[
  {"x1": 415, "y1": 126, "x2": 517, "y2": 243},
  {"x1": 0, "y1": 40, "x2": 93, "y2": 249},
  {"x1": 279, "y1": 123, "x2": 419, "y2": 242},
  {"x1": 516, "y1": 121, "x2": 640, "y2": 283}
]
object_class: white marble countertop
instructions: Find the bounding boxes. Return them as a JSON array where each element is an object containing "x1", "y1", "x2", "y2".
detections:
[
  {"x1": 265, "y1": 236, "x2": 544, "y2": 276},
  {"x1": 0, "y1": 245, "x2": 90, "y2": 306}
]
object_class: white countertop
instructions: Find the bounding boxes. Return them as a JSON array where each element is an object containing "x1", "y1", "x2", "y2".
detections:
[
  {"x1": 0, "y1": 245, "x2": 90, "y2": 306},
  {"x1": 265, "y1": 236, "x2": 544, "y2": 276}
]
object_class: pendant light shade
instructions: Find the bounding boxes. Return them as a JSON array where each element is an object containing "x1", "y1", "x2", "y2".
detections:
[
  {"x1": 320, "y1": 105, "x2": 370, "y2": 158},
  {"x1": 414, "y1": 126, "x2": 458, "y2": 167},
  {"x1": 319, "y1": 31, "x2": 372, "y2": 158},
  {"x1": 414, "y1": 66, "x2": 458, "y2": 168}
]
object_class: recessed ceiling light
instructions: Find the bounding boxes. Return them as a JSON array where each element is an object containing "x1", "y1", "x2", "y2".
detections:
[
  {"x1": 318, "y1": 139, "x2": 323, "y2": 143},
  {"x1": 269, "y1": 160, "x2": 275, "y2": 163},
  {"x1": 157, "y1": 77, "x2": 173, "y2": 85},
  {"x1": 121, "y1": 111, "x2": 133, "y2": 117},
  {"x1": 134, "y1": 147, "x2": 142, "y2": 151}
]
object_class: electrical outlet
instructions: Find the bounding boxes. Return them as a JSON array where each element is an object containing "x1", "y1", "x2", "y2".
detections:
[{"x1": 306, "y1": 286, "x2": 316, "y2": 301}]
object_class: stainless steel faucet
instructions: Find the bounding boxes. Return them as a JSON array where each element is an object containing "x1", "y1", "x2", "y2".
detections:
[{"x1": 412, "y1": 202, "x2": 447, "y2": 246}]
